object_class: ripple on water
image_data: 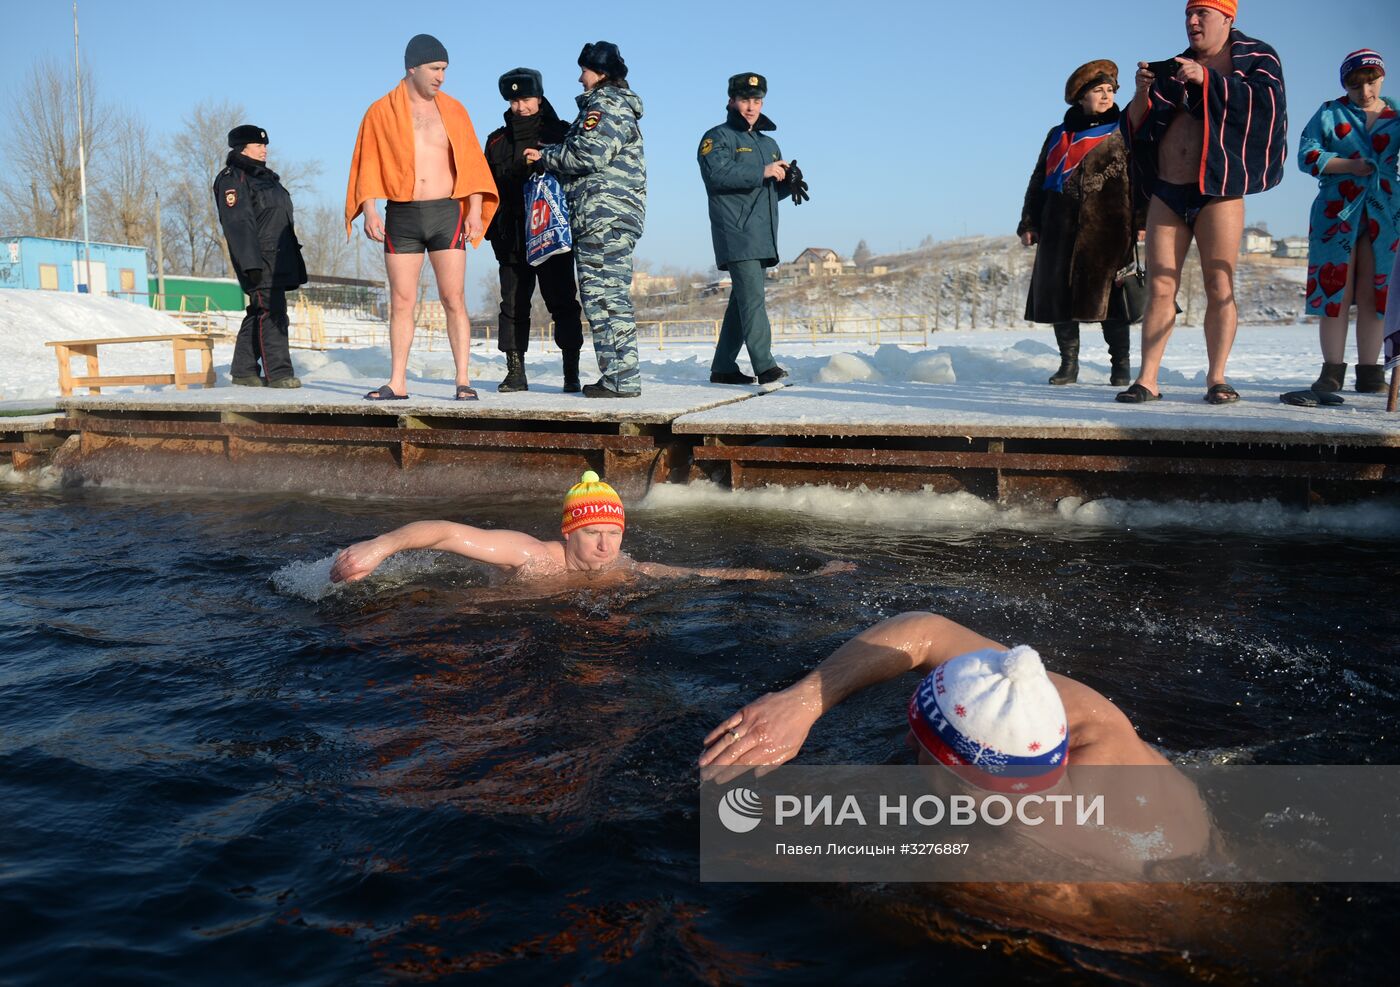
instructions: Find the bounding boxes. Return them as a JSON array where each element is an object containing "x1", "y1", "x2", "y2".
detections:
[{"x1": 2, "y1": 485, "x2": 1398, "y2": 982}]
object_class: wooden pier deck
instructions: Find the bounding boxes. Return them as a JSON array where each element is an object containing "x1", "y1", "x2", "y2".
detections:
[{"x1": 4, "y1": 377, "x2": 1396, "y2": 504}]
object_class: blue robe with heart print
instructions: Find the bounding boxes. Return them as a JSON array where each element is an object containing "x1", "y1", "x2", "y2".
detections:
[{"x1": 1298, "y1": 95, "x2": 1400, "y2": 320}]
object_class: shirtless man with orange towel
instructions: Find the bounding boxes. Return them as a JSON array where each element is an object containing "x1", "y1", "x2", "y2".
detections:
[{"x1": 346, "y1": 34, "x2": 499, "y2": 401}]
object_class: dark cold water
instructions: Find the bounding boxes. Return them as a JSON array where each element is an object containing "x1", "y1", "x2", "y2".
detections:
[{"x1": 3, "y1": 477, "x2": 1400, "y2": 985}]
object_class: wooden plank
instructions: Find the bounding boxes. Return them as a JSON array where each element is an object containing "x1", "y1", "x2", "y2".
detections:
[
  {"x1": 78, "y1": 344, "x2": 101, "y2": 395},
  {"x1": 68, "y1": 374, "x2": 179, "y2": 388},
  {"x1": 53, "y1": 344, "x2": 74, "y2": 397},
  {"x1": 44, "y1": 333, "x2": 211, "y2": 347},
  {"x1": 52, "y1": 416, "x2": 656, "y2": 451},
  {"x1": 691, "y1": 443, "x2": 1400, "y2": 482}
]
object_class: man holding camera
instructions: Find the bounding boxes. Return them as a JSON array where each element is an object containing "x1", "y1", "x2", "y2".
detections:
[{"x1": 1117, "y1": 1, "x2": 1286, "y2": 406}]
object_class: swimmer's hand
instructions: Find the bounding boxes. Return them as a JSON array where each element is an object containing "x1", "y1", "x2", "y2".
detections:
[
  {"x1": 699, "y1": 682, "x2": 821, "y2": 780},
  {"x1": 329, "y1": 537, "x2": 392, "y2": 583},
  {"x1": 814, "y1": 560, "x2": 856, "y2": 577}
]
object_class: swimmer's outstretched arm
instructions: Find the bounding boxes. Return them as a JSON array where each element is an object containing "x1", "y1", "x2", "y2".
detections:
[
  {"x1": 329, "y1": 521, "x2": 553, "y2": 583},
  {"x1": 699, "y1": 612, "x2": 1002, "y2": 772},
  {"x1": 633, "y1": 560, "x2": 855, "y2": 581}
]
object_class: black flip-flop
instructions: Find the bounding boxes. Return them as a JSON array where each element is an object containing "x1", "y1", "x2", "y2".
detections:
[
  {"x1": 364, "y1": 384, "x2": 408, "y2": 401},
  {"x1": 1204, "y1": 382, "x2": 1240, "y2": 405},
  {"x1": 455, "y1": 385, "x2": 479, "y2": 401},
  {"x1": 1115, "y1": 383, "x2": 1162, "y2": 403},
  {"x1": 1280, "y1": 389, "x2": 1344, "y2": 408}
]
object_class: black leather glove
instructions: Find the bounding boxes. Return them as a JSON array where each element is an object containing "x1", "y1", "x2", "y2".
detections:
[
  {"x1": 246, "y1": 268, "x2": 263, "y2": 288},
  {"x1": 786, "y1": 159, "x2": 809, "y2": 205}
]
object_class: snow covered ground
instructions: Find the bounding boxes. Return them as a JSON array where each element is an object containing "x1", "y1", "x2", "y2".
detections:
[
  {"x1": 0, "y1": 288, "x2": 1369, "y2": 406},
  {"x1": 4, "y1": 291, "x2": 1397, "y2": 534}
]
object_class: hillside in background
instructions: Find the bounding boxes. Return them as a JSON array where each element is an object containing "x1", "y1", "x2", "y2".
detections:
[{"x1": 630, "y1": 236, "x2": 1307, "y2": 329}]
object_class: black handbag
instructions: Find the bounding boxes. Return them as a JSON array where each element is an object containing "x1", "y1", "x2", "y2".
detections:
[{"x1": 1113, "y1": 242, "x2": 1149, "y2": 325}]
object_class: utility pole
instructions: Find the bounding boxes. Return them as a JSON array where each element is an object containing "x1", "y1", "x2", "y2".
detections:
[
  {"x1": 73, "y1": 2, "x2": 93, "y2": 294},
  {"x1": 155, "y1": 189, "x2": 165, "y2": 305}
]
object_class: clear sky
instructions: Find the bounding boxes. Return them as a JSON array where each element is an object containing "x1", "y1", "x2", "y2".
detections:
[{"x1": 0, "y1": 0, "x2": 1392, "y2": 271}]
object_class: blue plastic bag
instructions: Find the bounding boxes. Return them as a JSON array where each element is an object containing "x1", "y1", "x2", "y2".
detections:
[{"x1": 525, "y1": 173, "x2": 572, "y2": 266}]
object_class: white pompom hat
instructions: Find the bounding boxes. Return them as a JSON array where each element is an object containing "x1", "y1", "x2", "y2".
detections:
[{"x1": 907, "y1": 646, "x2": 1069, "y2": 793}]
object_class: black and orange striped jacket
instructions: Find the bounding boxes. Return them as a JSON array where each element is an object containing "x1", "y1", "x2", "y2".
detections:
[{"x1": 1129, "y1": 29, "x2": 1288, "y2": 199}]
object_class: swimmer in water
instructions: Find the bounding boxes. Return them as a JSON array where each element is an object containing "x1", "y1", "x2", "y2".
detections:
[
  {"x1": 700, "y1": 611, "x2": 1212, "y2": 877},
  {"x1": 330, "y1": 470, "x2": 851, "y2": 584},
  {"x1": 697, "y1": 613, "x2": 1311, "y2": 964}
]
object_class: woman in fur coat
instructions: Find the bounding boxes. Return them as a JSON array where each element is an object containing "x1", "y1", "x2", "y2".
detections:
[{"x1": 1019, "y1": 60, "x2": 1138, "y2": 386}]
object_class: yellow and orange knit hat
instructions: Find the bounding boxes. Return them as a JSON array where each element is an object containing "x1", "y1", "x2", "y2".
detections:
[
  {"x1": 1187, "y1": 0, "x2": 1236, "y2": 18},
  {"x1": 561, "y1": 470, "x2": 625, "y2": 535}
]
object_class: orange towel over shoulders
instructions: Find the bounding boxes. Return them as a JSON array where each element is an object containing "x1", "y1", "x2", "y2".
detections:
[{"x1": 344, "y1": 80, "x2": 499, "y2": 244}]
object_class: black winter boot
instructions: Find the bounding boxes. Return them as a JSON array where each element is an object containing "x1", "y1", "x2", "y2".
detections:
[
  {"x1": 562, "y1": 350, "x2": 581, "y2": 393},
  {"x1": 1311, "y1": 361, "x2": 1347, "y2": 393},
  {"x1": 498, "y1": 351, "x2": 528, "y2": 392},
  {"x1": 1048, "y1": 323, "x2": 1080, "y2": 385},
  {"x1": 1103, "y1": 321, "x2": 1132, "y2": 387},
  {"x1": 1355, "y1": 364, "x2": 1386, "y2": 393}
]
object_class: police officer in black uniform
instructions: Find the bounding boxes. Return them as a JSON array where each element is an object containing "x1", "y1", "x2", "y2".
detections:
[
  {"x1": 213, "y1": 124, "x2": 308, "y2": 388},
  {"x1": 483, "y1": 68, "x2": 584, "y2": 393}
]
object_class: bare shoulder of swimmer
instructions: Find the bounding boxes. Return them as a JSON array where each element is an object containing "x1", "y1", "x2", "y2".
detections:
[
  {"x1": 506, "y1": 540, "x2": 569, "y2": 578},
  {"x1": 1047, "y1": 674, "x2": 1214, "y2": 870}
]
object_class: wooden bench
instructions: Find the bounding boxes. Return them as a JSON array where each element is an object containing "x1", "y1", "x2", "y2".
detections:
[{"x1": 45, "y1": 334, "x2": 216, "y2": 397}]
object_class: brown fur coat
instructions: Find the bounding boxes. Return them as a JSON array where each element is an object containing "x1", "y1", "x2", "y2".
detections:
[{"x1": 1018, "y1": 106, "x2": 1136, "y2": 324}]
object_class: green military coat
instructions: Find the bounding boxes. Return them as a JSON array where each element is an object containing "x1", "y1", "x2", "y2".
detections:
[{"x1": 698, "y1": 108, "x2": 788, "y2": 271}]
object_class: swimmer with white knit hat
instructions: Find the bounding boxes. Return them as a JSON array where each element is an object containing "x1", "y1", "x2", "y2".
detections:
[
  {"x1": 331, "y1": 471, "x2": 852, "y2": 584},
  {"x1": 701, "y1": 611, "x2": 1212, "y2": 877}
]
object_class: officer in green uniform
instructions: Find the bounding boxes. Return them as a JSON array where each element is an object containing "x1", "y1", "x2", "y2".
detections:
[{"x1": 698, "y1": 73, "x2": 802, "y2": 385}]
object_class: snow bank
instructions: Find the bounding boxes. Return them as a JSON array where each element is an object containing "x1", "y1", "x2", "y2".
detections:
[
  {"x1": 637, "y1": 480, "x2": 1400, "y2": 538},
  {"x1": 0, "y1": 290, "x2": 218, "y2": 401},
  {"x1": 0, "y1": 288, "x2": 1350, "y2": 403}
]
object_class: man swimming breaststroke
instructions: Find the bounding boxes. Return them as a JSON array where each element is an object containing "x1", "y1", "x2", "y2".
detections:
[
  {"x1": 700, "y1": 611, "x2": 1212, "y2": 878},
  {"x1": 330, "y1": 471, "x2": 852, "y2": 585}
]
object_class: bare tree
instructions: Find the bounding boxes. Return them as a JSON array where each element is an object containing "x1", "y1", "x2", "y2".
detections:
[
  {"x1": 0, "y1": 56, "x2": 108, "y2": 238},
  {"x1": 272, "y1": 155, "x2": 323, "y2": 199},
  {"x1": 92, "y1": 110, "x2": 158, "y2": 250},
  {"x1": 162, "y1": 99, "x2": 246, "y2": 275},
  {"x1": 298, "y1": 203, "x2": 356, "y2": 278},
  {"x1": 853, "y1": 239, "x2": 872, "y2": 267},
  {"x1": 160, "y1": 100, "x2": 324, "y2": 278},
  {"x1": 161, "y1": 175, "x2": 220, "y2": 277}
]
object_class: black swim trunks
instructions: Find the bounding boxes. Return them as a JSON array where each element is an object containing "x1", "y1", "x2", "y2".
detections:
[
  {"x1": 384, "y1": 198, "x2": 468, "y2": 254},
  {"x1": 1152, "y1": 180, "x2": 1215, "y2": 229}
]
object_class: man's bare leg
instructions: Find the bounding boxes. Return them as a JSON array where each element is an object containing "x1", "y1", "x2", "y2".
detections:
[
  {"x1": 1193, "y1": 196, "x2": 1244, "y2": 388},
  {"x1": 427, "y1": 248, "x2": 471, "y2": 387},
  {"x1": 385, "y1": 252, "x2": 426, "y2": 395},
  {"x1": 1133, "y1": 196, "x2": 1194, "y2": 395}
]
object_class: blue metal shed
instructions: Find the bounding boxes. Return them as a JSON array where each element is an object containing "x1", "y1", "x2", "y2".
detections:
[{"x1": 0, "y1": 236, "x2": 150, "y2": 303}]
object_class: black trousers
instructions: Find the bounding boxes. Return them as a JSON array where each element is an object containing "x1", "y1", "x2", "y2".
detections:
[
  {"x1": 232, "y1": 287, "x2": 293, "y2": 381},
  {"x1": 496, "y1": 252, "x2": 584, "y2": 353}
]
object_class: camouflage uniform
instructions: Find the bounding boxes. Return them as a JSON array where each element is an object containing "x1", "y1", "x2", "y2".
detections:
[{"x1": 539, "y1": 84, "x2": 646, "y2": 394}]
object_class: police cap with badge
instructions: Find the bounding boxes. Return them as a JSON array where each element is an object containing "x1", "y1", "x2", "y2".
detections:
[
  {"x1": 499, "y1": 67, "x2": 544, "y2": 101},
  {"x1": 728, "y1": 73, "x2": 767, "y2": 100},
  {"x1": 723, "y1": 73, "x2": 809, "y2": 205},
  {"x1": 228, "y1": 124, "x2": 268, "y2": 148}
]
